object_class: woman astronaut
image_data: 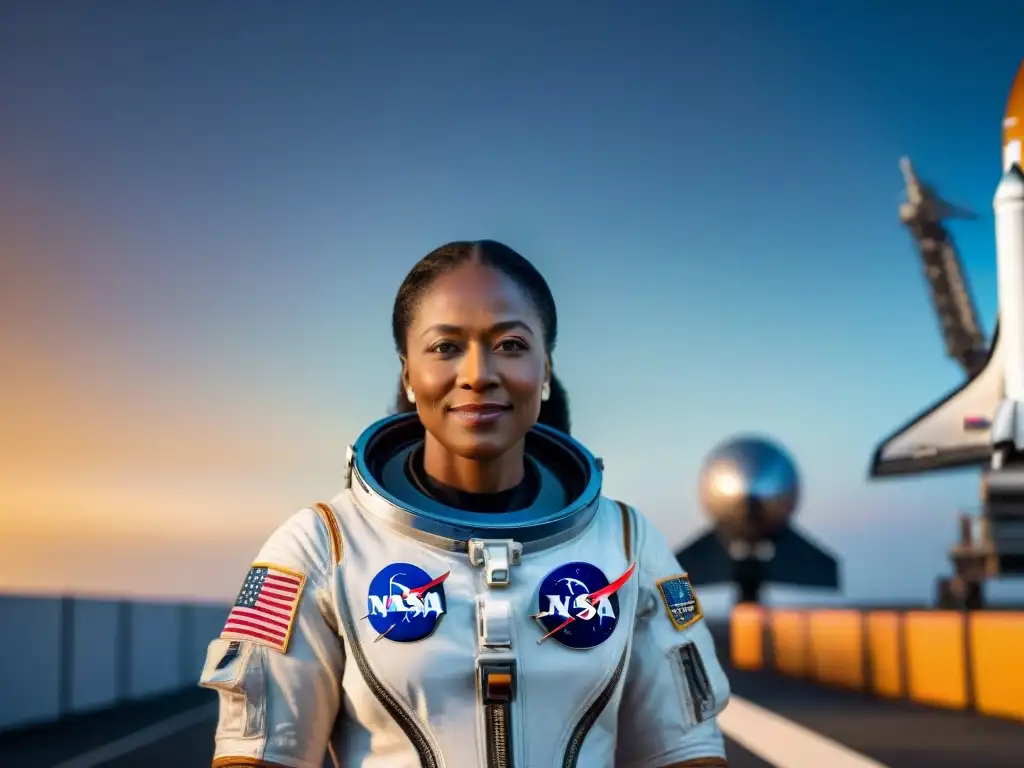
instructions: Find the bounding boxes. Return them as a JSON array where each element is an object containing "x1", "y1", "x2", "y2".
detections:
[{"x1": 199, "y1": 241, "x2": 732, "y2": 768}]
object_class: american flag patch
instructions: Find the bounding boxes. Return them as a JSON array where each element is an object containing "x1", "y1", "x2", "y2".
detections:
[
  {"x1": 963, "y1": 415, "x2": 991, "y2": 431},
  {"x1": 221, "y1": 563, "x2": 306, "y2": 653}
]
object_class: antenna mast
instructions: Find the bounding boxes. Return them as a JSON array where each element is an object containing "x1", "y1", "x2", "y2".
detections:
[{"x1": 898, "y1": 158, "x2": 995, "y2": 608}]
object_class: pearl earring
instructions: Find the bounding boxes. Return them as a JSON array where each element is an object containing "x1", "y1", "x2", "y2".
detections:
[
  {"x1": 406, "y1": 388, "x2": 416, "y2": 404},
  {"x1": 541, "y1": 381, "x2": 551, "y2": 402}
]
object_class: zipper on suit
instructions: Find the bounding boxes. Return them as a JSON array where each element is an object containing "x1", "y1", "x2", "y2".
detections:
[
  {"x1": 479, "y1": 660, "x2": 517, "y2": 768},
  {"x1": 677, "y1": 641, "x2": 714, "y2": 723},
  {"x1": 336, "y1": 591, "x2": 442, "y2": 768},
  {"x1": 561, "y1": 646, "x2": 629, "y2": 768}
]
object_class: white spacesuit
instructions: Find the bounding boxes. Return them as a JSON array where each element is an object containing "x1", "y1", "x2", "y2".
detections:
[{"x1": 200, "y1": 414, "x2": 731, "y2": 768}]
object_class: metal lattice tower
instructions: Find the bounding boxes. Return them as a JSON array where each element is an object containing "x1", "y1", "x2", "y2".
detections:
[{"x1": 899, "y1": 157, "x2": 988, "y2": 375}]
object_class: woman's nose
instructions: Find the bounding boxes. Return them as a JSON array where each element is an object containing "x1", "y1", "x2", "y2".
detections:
[{"x1": 457, "y1": 345, "x2": 498, "y2": 390}]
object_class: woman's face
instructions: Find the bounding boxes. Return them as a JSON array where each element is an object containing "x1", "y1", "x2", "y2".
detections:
[{"x1": 403, "y1": 262, "x2": 550, "y2": 461}]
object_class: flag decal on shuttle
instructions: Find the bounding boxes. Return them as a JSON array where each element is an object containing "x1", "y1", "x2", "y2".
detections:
[{"x1": 963, "y1": 415, "x2": 991, "y2": 431}]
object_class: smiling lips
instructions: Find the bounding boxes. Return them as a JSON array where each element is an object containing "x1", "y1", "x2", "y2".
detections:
[{"x1": 448, "y1": 403, "x2": 511, "y2": 425}]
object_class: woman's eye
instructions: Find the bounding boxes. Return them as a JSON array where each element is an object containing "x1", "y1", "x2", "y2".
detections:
[
  {"x1": 433, "y1": 342, "x2": 458, "y2": 355},
  {"x1": 497, "y1": 339, "x2": 527, "y2": 352}
]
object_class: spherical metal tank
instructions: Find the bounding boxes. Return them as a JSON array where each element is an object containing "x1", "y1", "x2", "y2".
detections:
[{"x1": 698, "y1": 436, "x2": 800, "y2": 544}]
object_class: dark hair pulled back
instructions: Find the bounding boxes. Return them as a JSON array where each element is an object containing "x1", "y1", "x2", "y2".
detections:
[{"x1": 390, "y1": 240, "x2": 571, "y2": 434}]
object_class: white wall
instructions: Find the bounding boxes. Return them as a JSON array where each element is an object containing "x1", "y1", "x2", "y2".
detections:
[{"x1": 0, "y1": 594, "x2": 228, "y2": 732}]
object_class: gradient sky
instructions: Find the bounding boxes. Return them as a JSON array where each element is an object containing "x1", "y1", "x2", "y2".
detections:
[{"x1": 3, "y1": 2, "x2": 1024, "y2": 608}]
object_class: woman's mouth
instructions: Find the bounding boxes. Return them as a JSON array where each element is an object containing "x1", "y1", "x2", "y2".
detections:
[{"x1": 448, "y1": 403, "x2": 511, "y2": 426}]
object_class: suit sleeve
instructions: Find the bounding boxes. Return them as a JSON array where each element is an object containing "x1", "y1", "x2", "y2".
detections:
[
  {"x1": 615, "y1": 507, "x2": 731, "y2": 768},
  {"x1": 199, "y1": 507, "x2": 345, "y2": 768}
]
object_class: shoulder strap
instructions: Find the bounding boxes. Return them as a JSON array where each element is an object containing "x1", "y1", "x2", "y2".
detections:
[
  {"x1": 612, "y1": 499, "x2": 634, "y2": 562},
  {"x1": 312, "y1": 502, "x2": 344, "y2": 567}
]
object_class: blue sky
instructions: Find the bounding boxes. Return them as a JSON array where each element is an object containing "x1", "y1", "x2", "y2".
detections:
[{"x1": 3, "y1": 2, "x2": 1024, "y2": 605}]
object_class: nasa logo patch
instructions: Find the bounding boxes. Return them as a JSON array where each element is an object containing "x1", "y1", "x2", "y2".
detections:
[
  {"x1": 657, "y1": 573, "x2": 702, "y2": 631},
  {"x1": 533, "y1": 561, "x2": 636, "y2": 649},
  {"x1": 365, "y1": 563, "x2": 449, "y2": 643}
]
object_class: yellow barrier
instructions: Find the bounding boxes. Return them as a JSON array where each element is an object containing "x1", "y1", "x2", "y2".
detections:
[
  {"x1": 729, "y1": 604, "x2": 765, "y2": 670},
  {"x1": 769, "y1": 610, "x2": 808, "y2": 677},
  {"x1": 904, "y1": 611, "x2": 967, "y2": 710},
  {"x1": 865, "y1": 611, "x2": 903, "y2": 698},
  {"x1": 969, "y1": 612, "x2": 1024, "y2": 721},
  {"x1": 729, "y1": 605, "x2": 1024, "y2": 722},
  {"x1": 807, "y1": 610, "x2": 864, "y2": 690}
]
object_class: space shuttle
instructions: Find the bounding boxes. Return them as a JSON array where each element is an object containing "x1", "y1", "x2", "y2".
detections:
[{"x1": 871, "y1": 60, "x2": 1024, "y2": 478}]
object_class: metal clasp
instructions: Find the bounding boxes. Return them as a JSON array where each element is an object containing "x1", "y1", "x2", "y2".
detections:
[
  {"x1": 476, "y1": 597, "x2": 512, "y2": 650},
  {"x1": 468, "y1": 539, "x2": 522, "y2": 587},
  {"x1": 478, "y1": 659, "x2": 517, "y2": 704},
  {"x1": 343, "y1": 445, "x2": 355, "y2": 489},
  {"x1": 475, "y1": 597, "x2": 518, "y2": 753}
]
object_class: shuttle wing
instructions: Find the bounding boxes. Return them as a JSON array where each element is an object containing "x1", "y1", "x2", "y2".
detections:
[
  {"x1": 763, "y1": 525, "x2": 840, "y2": 588},
  {"x1": 674, "y1": 525, "x2": 840, "y2": 589},
  {"x1": 870, "y1": 323, "x2": 1002, "y2": 477},
  {"x1": 675, "y1": 530, "x2": 734, "y2": 585}
]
